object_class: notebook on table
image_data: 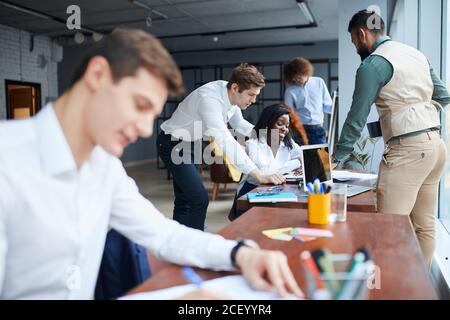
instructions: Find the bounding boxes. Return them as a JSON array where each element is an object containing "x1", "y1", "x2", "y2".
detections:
[{"x1": 247, "y1": 192, "x2": 298, "y2": 203}]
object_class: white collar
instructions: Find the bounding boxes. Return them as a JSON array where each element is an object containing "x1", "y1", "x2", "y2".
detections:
[{"x1": 34, "y1": 103, "x2": 77, "y2": 176}]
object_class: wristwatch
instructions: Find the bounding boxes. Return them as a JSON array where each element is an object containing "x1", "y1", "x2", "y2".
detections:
[{"x1": 230, "y1": 239, "x2": 260, "y2": 268}]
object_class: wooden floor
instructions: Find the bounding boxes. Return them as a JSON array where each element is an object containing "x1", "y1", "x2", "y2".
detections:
[{"x1": 125, "y1": 161, "x2": 237, "y2": 233}]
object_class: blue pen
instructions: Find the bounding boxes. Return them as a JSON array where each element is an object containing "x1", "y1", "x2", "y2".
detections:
[
  {"x1": 182, "y1": 267, "x2": 204, "y2": 286},
  {"x1": 306, "y1": 182, "x2": 315, "y2": 194},
  {"x1": 319, "y1": 183, "x2": 325, "y2": 194}
]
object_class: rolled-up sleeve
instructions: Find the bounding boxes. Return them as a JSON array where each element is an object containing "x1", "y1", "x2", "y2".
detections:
[
  {"x1": 321, "y1": 79, "x2": 333, "y2": 114},
  {"x1": 109, "y1": 160, "x2": 237, "y2": 271},
  {"x1": 284, "y1": 88, "x2": 295, "y2": 109}
]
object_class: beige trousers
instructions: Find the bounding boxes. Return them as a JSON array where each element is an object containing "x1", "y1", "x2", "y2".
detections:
[{"x1": 377, "y1": 130, "x2": 447, "y2": 269}]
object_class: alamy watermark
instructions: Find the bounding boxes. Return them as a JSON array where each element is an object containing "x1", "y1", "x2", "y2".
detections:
[
  {"x1": 366, "y1": 5, "x2": 383, "y2": 31},
  {"x1": 66, "y1": 5, "x2": 81, "y2": 31}
]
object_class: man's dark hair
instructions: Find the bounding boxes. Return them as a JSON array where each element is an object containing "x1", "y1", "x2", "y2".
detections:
[
  {"x1": 348, "y1": 9, "x2": 385, "y2": 34},
  {"x1": 70, "y1": 28, "x2": 184, "y2": 96}
]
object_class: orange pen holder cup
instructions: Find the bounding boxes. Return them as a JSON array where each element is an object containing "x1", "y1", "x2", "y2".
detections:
[{"x1": 308, "y1": 193, "x2": 331, "y2": 225}]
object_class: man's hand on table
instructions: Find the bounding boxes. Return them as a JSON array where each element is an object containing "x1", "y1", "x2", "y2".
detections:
[
  {"x1": 249, "y1": 169, "x2": 286, "y2": 185},
  {"x1": 235, "y1": 246, "x2": 304, "y2": 298}
]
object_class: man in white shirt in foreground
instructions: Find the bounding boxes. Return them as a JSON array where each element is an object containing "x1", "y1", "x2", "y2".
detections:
[{"x1": 0, "y1": 28, "x2": 303, "y2": 299}]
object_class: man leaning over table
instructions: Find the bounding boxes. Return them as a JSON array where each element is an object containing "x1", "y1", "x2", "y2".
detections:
[
  {"x1": 333, "y1": 10, "x2": 450, "y2": 268},
  {"x1": 0, "y1": 28, "x2": 303, "y2": 299}
]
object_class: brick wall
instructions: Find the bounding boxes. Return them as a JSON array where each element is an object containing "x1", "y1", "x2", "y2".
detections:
[{"x1": 0, "y1": 24, "x2": 60, "y2": 120}]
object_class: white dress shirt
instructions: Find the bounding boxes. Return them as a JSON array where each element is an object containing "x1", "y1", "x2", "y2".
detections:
[
  {"x1": 0, "y1": 210, "x2": 5, "y2": 295},
  {"x1": 0, "y1": 104, "x2": 237, "y2": 299},
  {"x1": 161, "y1": 80, "x2": 257, "y2": 174},
  {"x1": 237, "y1": 137, "x2": 302, "y2": 193}
]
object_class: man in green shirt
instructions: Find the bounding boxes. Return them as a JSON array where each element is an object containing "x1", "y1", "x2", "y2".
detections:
[{"x1": 333, "y1": 10, "x2": 450, "y2": 268}]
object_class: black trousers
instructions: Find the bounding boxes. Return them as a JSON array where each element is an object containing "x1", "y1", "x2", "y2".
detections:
[
  {"x1": 157, "y1": 132, "x2": 209, "y2": 230},
  {"x1": 95, "y1": 230, "x2": 151, "y2": 300}
]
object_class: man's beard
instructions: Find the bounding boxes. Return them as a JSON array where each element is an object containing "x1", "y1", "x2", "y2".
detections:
[{"x1": 357, "y1": 43, "x2": 371, "y2": 61}]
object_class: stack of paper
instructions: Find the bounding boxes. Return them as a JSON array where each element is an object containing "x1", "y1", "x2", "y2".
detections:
[
  {"x1": 262, "y1": 227, "x2": 333, "y2": 242},
  {"x1": 332, "y1": 170, "x2": 378, "y2": 182},
  {"x1": 120, "y1": 275, "x2": 299, "y2": 300}
]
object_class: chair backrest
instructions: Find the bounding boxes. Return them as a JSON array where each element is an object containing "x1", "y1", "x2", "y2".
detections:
[{"x1": 210, "y1": 161, "x2": 235, "y2": 183}]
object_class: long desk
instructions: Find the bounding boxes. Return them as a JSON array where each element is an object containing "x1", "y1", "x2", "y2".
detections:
[
  {"x1": 237, "y1": 183, "x2": 376, "y2": 213},
  {"x1": 128, "y1": 207, "x2": 437, "y2": 300}
]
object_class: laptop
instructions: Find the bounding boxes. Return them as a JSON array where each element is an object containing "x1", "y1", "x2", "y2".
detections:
[{"x1": 299, "y1": 144, "x2": 373, "y2": 197}]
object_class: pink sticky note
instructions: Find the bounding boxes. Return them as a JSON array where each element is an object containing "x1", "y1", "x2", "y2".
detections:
[
  {"x1": 292, "y1": 234, "x2": 317, "y2": 242},
  {"x1": 291, "y1": 227, "x2": 333, "y2": 238}
]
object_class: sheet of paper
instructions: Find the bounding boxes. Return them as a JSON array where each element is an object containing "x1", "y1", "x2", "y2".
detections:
[
  {"x1": 332, "y1": 170, "x2": 377, "y2": 181},
  {"x1": 262, "y1": 227, "x2": 293, "y2": 241},
  {"x1": 120, "y1": 275, "x2": 299, "y2": 300},
  {"x1": 284, "y1": 172, "x2": 304, "y2": 180},
  {"x1": 271, "y1": 233, "x2": 293, "y2": 241}
]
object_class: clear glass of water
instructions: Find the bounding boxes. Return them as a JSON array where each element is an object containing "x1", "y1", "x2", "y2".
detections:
[{"x1": 330, "y1": 183, "x2": 347, "y2": 222}]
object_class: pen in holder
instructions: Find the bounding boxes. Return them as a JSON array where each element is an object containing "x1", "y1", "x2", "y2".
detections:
[
  {"x1": 302, "y1": 253, "x2": 371, "y2": 300},
  {"x1": 307, "y1": 193, "x2": 331, "y2": 225}
]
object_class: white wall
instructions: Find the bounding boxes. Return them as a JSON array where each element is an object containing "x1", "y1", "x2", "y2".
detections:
[
  {"x1": 0, "y1": 24, "x2": 60, "y2": 120},
  {"x1": 418, "y1": 0, "x2": 442, "y2": 74},
  {"x1": 389, "y1": 0, "x2": 419, "y2": 47}
]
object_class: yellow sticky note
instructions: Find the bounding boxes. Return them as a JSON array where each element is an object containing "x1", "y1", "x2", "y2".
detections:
[
  {"x1": 262, "y1": 228, "x2": 293, "y2": 241},
  {"x1": 272, "y1": 233, "x2": 294, "y2": 241}
]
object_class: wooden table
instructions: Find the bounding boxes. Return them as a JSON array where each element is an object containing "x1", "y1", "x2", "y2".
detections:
[
  {"x1": 129, "y1": 207, "x2": 437, "y2": 300},
  {"x1": 237, "y1": 183, "x2": 377, "y2": 213}
]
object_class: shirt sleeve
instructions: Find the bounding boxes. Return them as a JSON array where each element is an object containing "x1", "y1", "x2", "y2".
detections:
[
  {"x1": 245, "y1": 139, "x2": 261, "y2": 169},
  {"x1": 333, "y1": 59, "x2": 389, "y2": 160},
  {"x1": 108, "y1": 159, "x2": 237, "y2": 271},
  {"x1": 228, "y1": 108, "x2": 254, "y2": 136},
  {"x1": 0, "y1": 172, "x2": 8, "y2": 296},
  {"x1": 199, "y1": 97, "x2": 257, "y2": 174},
  {"x1": 429, "y1": 64, "x2": 450, "y2": 108},
  {"x1": 289, "y1": 140, "x2": 303, "y2": 160},
  {"x1": 284, "y1": 88, "x2": 295, "y2": 108},
  {"x1": 321, "y1": 79, "x2": 333, "y2": 114},
  {"x1": 0, "y1": 212, "x2": 5, "y2": 297}
]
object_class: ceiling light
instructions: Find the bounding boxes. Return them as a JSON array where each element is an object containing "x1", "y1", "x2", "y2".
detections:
[
  {"x1": 92, "y1": 32, "x2": 103, "y2": 42},
  {"x1": 296, "y1": 0, "x2": 315, "y2": 25},
  {"x1": 74, "y1": 32, "x2": 85, "y2": 44},
  {"x1": 146, "y1": 15, "x2": 152, "y2": 27}
]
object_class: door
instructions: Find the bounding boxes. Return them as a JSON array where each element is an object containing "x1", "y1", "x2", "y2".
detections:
[{"x1": 5, "y1": 80, "x2": 41, "y2": 120}]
